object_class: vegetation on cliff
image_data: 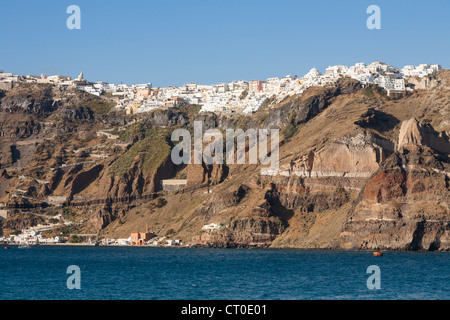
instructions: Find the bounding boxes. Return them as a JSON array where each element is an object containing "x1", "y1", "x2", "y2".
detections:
[{"x1": 108, "y1": 125, "x2": 173, "y2": 177}]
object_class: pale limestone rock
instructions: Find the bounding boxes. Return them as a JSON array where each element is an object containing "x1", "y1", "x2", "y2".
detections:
[
  {"x1": 291, "y1": 132, "x2": 386, "y2": 178},
  {"x1": 398, "y1": 118, "x2": 423, "y2": 150},
  {"x1": 398, "y1": 118, "x2": 450, "y2": 154}
]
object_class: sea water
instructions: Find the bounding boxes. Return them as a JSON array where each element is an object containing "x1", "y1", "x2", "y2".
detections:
[{"x1": 0, "y1": 246, "x2": 448, "y2": 300}]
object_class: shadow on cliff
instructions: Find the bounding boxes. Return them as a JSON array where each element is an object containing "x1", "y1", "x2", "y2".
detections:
[
  {"x1": 10, "y1": 145, "x2": 21, "y2": 163},
  {"x1": 264, "y1": 190, "x2": 295, "y2": 228},
  {"x1": 354, "y1": 108, "x2": 400, "y2": 134},
  {"x1": 407, "y1": 219, "x2": 426, "y2": 251}
]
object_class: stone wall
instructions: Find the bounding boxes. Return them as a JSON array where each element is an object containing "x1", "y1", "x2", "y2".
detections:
[{"x1": 161, "y1": 179, "x2": 187, "y2": 192}]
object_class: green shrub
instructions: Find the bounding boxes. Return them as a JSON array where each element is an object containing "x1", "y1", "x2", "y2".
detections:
[
  {"x1": 259, "y1": 113, "x2": 268, "y2": 123},
  {"x1": 154, "y1": 197, "x2": 167, "y2": 208},
  {"x1": 49, "y1": 218, "x2": 59, "y2": 224},
  {"x1": 363, "y1": 88, "x2": 375, "y2": 98},
  {"x1": 69, "y1": 235, "x2": 83, "y2": 243},
  {"x1": 282, "y1": 124, "x2": 297, "y2": 139},
  {"x1": 62, "y1": 207, "x2": 76, "y2": 220}
]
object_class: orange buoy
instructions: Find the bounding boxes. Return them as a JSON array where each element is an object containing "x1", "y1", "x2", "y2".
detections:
[{"x1": 373, "y1": 251, "x2": 383, "y2": 256}]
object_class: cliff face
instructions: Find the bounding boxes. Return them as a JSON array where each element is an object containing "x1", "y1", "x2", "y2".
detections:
[
  {"x1": 264, "y1": 78, "x2": 362, "y2": 129},
  {"x1": 1, "y1": 72, "x2": 449, "y2": 250},
  {"x1": 185, "y1": 73, "x2": 449, "y2": 250},
  {"x1": 341, "y1": 145, "x2": 449, "y2": 250},
  {"x1": 194, "y1": 218, "x2": 286, "y2": 248},
  {"x1": 340, "y1": 117, "x2": 450, "y2": 251},
  {"x1": 398, "y1": 118, "x2": 450, "y2": 154},
  {"x1": 0, "y1": 113, "x2": 42, "y2": 140},
  {"x1": 2, "y1": 211, "x2": 45, "y2": 231},
  {"x1": 0, "y1": 85, "x2": 56, "y2": 115},
  {"x1": 289, "y1": 130, "x2": 392, "y2": 178}
]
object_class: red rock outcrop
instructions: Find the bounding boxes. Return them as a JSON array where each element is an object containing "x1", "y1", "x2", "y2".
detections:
[{"x1": 341, "y1": 145, "x2": 450, "y2": 251}]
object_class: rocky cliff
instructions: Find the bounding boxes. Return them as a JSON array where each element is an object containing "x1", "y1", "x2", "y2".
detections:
[
  {"x1": 0, "y1": 72, "x2": 449, "y2": 250},
  {"x1": 341, "y1": 119, "x2": 449, "y2": 250}
]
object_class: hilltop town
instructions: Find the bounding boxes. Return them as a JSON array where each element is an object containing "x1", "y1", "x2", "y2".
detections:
[{"x1": 0, "y1": 62, "x2": 442, "y2": 116}]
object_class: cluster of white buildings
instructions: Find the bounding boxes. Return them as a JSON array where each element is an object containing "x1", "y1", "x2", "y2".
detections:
[
  {"x1": 101, "y1": 236, "x2": 182, "y2": 247},
  {"x1": 299, "y1": 62, "x2": 440, "y2": 95},
  {"x1": 0, "y1": 70, "x2": 76, "y2": 88},
  {"x1": 0, "y1": 62, "x2": 443, "y2": 115},
  {"x1": 401, "y1": 64, "x2": 442, "y2": 78},
  {"x1": 118, "y1": 62, "x2": 443, "y2": 115},
  {"x1": 0, "y1": 229, "x2": 61, "y2": 245}
]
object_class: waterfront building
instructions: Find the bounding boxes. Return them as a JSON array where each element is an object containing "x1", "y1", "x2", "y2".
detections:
[{"x1": 130, "y1": 225, "x2": 155, "y2": 245}]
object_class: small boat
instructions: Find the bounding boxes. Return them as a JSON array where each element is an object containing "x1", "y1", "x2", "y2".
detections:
[
  {"x1": 18, "y1": 244, "x2": 32, "y2": 249},
  {"x1": 3, "y1": 246, "x2": 10, "y2": 250},
  {"x1": 373, "y1": 251, "x2": 383, "y2": 256}
]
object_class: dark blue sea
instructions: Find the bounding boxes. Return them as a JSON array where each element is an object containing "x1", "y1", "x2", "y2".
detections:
[{"x1": 0, "y1": 246, "x2": 449, "y2": 300}]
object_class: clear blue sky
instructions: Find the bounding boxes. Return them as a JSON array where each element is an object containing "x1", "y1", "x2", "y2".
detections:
[{"x1": 1, "y1": 0, "x2": 449, "y2": 87}]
